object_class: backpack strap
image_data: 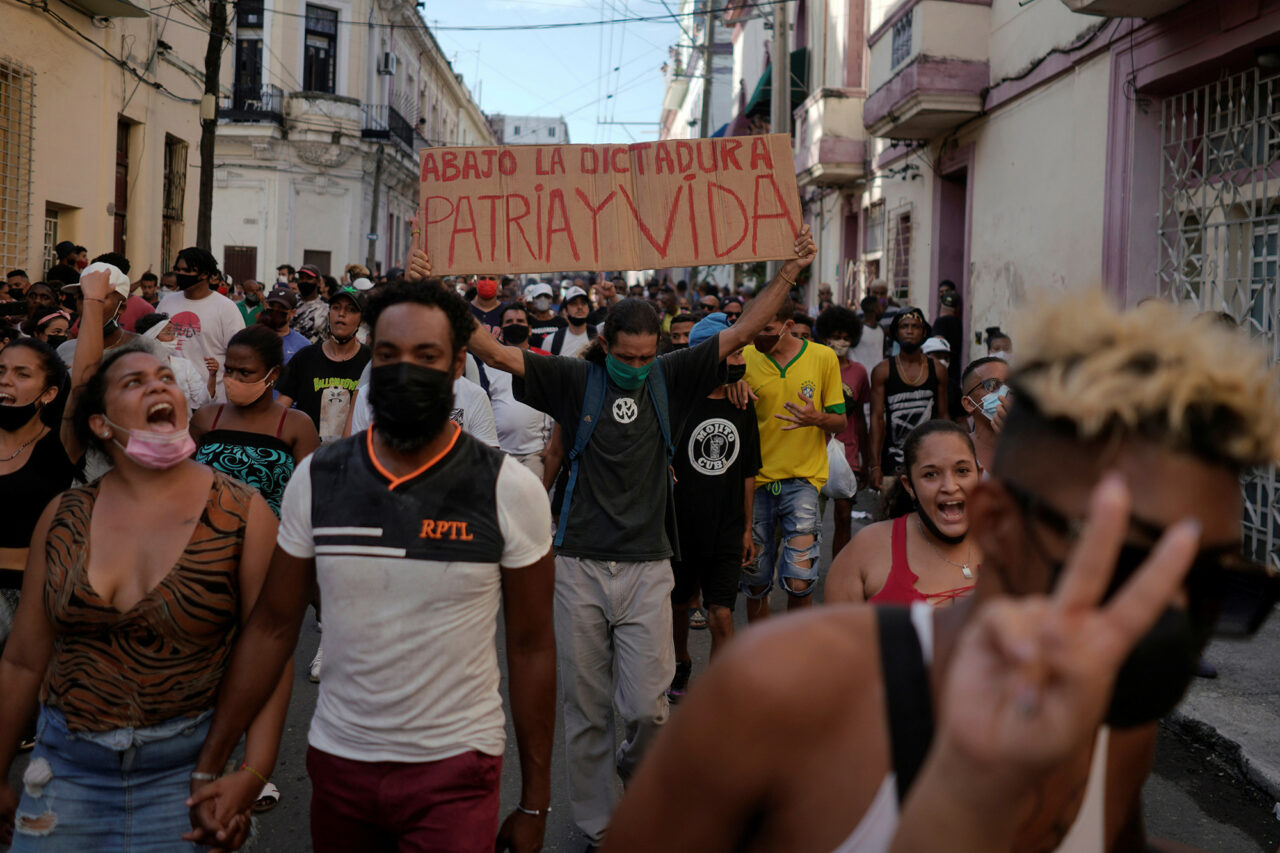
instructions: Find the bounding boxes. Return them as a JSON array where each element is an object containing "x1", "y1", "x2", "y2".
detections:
[
  {"x1": 876, "y1": 605, "x2": 935, "y2": 804},
  {"x1": 644, "y1": 361, "x2": 674, "y2": 459},
  {"x1": 550, "y1": 326, "x2": 567, "y2": 355},
  {"x1": 553, "y1": 363, "x2": 607, "y2": 548}
]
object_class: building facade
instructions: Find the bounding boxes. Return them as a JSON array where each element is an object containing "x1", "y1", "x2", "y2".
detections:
[
  {"x1": 211, "y1": 0, "x2": 493, "y2": 282},
  {"x1": 716, "y1": 0, "x2": 1280, "y2": 562},
  {"x1": 0, "y1": 0, "x2": 204, "y2": 279},
  {"x1": 488, "y1": 114, "x2": 570, "y2": 145}
]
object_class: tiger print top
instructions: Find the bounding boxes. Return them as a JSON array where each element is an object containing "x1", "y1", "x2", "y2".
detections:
[{"x1": 40, "y1": 472, "x2": 253, "y2": 732}]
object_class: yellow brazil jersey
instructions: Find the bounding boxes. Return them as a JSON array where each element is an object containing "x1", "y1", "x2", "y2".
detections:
[{"x1": 744, "y1": 339, "x2": 846, "y2": 488}]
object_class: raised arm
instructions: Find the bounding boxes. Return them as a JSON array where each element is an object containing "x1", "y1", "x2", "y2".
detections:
[
  {"x1": 718, "y1": 225, "x2": 816, "y2": 360},
  {"x1": 61, "y1": 269, "x2": 113, "y2": 463}
]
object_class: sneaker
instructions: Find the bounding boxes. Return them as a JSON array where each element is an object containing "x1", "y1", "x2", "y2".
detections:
[
  {"x1": 689, "y1": 608, "x2": 708, "y2": 630},
  {"x1": 666, "y1": 660, "x2": 692, "y2": 703},
  {"x1": 309, "y1": 647, "x2": 323, "y2": 683}
]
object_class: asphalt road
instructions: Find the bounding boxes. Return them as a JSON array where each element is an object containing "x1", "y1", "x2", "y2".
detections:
[{"x1": 6, "y1": 492, "x2": 1279, "y2": 851}]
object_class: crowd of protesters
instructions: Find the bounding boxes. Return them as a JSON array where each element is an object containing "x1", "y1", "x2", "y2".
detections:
[{"x1": 0, "y1": 228, "x2": 1277, "y2": 853}]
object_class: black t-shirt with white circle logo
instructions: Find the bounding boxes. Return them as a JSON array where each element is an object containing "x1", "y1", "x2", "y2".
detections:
[
  {"x1": 514, "y1": 337, "x2": 723, "y2": 561},
  {"x1": 673, "y1": 394, "x2": 761, "y2": 545}
]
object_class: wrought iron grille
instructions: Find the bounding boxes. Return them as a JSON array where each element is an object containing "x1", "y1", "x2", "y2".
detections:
[
  {"x1": 162, "y1": 136, "x2": 188, "y2": 273},
  {"x1": 0, "y1": 58, "x2": 34, "y2": 274},
  {"x1": 890, "y1": 11, "x2": 913, "y2": 71},
  {"x1": 886, "y1": 202, "x2": 913, "y2": 301},
  {"x1": 1157, "y1": 67, "x2": 1280, "y2": 569}
]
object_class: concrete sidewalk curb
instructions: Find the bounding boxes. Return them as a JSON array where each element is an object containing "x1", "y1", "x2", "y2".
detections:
[{"x1": 1168, "y1": 709, "x2": 1280, "y2": 805}]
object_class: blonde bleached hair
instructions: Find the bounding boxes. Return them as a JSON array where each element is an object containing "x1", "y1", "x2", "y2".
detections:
[{"x1": 1008, "y1": 290, "x2": 1280, "y2": 470}]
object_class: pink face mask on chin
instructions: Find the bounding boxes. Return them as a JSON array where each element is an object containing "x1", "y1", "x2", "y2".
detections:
[{"x1": 102, "y1": 415, "x2": 195, "y2": 469}]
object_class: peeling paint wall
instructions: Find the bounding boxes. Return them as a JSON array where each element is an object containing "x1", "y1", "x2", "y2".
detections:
[{"x1": 963, "y1": 52, "x2": 1110, "y2": 341}]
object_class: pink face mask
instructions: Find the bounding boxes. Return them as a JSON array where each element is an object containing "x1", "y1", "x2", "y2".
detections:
[{"x1": 103, "y1": 415, "x2": 195, "y2": 469}]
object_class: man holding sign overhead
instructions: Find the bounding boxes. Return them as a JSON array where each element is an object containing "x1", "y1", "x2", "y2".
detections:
[{"x1": 407, "y1": 208, "x2": 814, "y2": 850}]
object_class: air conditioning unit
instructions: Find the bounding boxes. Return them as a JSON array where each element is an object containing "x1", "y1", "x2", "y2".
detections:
[{"x1": 378, "y1": 52, "x2": 398, "y2": 75}]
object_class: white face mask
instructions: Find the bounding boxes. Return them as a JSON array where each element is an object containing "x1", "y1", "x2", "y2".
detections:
[
  {"x1": 991, "y1": 351, "x2": 1010, "y2": 362},
  {"x1": 156, "y1": 338, "x2": 178, "y2": 355},
  {"x1": 828, "y1": 341, "x2": 850, "y2": 357}
]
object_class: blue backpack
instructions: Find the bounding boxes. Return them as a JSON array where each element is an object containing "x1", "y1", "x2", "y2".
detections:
[{"x1": 554, "y1": 362, "x2": 675, "y2": 549}]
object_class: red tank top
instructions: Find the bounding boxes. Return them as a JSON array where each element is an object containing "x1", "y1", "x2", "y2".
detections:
[{"x1": 869, "y1": 516, "x2": 975, "y2": 606}]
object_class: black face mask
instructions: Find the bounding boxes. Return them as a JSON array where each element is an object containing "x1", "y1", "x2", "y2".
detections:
[
  {"x1": 297, "y1": 279, "x2": 319, "y2": 297},
  {"x1": 567, "y1": 311, "x2": 588, "y2": 327},
  {"x1": 259, "y1": 309, "x2": 287, "y2": 331},
  {"x1": 0, "y1": 397, "x2": 44, "y2": 431},
  {"x1": 501, "y1": 324, "x2": 530, "y2": 346},
  {"x1": 45, "y1": 334, "x2": 68, "y2": 350},
  {"x1": 724, "y1": 363, "x2": 746, "y2": 384},
  {"x1": 245, "y1": 295, "x2": 261, "y2": 306},
  {"x1": 175, "y1": 272, "x2": 201, "y2": 290},
  {"x1": 898, "y1": 339, "x2": 923, "y2": 355},
  {"x1": 913, "y1": 497, "x2": 966, "y2": 546},
  {"x1": 368, "y1": 362, "x2": 454, "y2": 451}
]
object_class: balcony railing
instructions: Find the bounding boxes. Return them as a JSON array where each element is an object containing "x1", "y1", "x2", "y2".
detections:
[
  {"x1": 220, "y1": 83, "x2": 284, "y2": 125},
  {"x1": 362, "y1": 104, "x2": 416, "y2": 152}
]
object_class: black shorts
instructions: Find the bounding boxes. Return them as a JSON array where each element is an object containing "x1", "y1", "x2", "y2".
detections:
[{"x1": 671, "y1": 537, "x2": 743, "y2": 611}]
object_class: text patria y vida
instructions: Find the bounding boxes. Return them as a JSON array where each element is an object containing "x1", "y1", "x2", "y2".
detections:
[{"x1": 418, "y1": 135, "x2": 801, "y2": 273}]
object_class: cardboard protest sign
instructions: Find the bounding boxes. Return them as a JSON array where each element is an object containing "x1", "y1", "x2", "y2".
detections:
[{"x1": 418, "y1": 134, "x2": 801, "y2": 275}]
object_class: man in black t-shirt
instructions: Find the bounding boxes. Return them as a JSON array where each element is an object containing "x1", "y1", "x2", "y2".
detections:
[
  {"x1": 277, "y1": 287, "x2": 371, "y2": 443},
  {"x1": 666, "y1": 313, "x2": 760, "y2": 703},
  {"x1": 446, "y1": 226, "x2": 816, "y2": 848}
]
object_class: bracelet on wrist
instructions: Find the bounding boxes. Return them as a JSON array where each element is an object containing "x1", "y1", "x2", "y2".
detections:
[
  {"x1": 190, "y1": 771, "x2": 220, "y2": 782},
  {"x1": 239, "y1": 763, "x2": 270, "y2": 786},
  {"x1": 516, "y1": 803, "x2": 551, "y2": 817}
]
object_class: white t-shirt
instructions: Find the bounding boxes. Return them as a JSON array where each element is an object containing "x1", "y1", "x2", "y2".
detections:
[
  {"x1": 350, "y1": 374, "x2": 499, "y2": 449},
  {"x1": 486, "y1": 368, "x2": 553, "y2": 457},
  {"x1": 277, "y1": 449, "x2": 552, "y2": 762},
  {"x1": 156, "y1": 290, "x2": 246, "y2": 399},
  {"x1": 555, "y1": 326, "x2": 591, "y2": 358},
  {"x1": 851, "y1": 324, "x2": 885, "y2": 378}
]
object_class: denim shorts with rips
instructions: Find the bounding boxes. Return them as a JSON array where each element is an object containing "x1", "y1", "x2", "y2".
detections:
[{"x1": 742, "y1": 478, "x2": 822, "y2": 598}]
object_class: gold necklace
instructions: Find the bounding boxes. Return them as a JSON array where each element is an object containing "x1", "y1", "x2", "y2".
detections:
[
  {"x1": 897, "y1": 356, "x2": 927, "y2": 386},
  {"x1": 916, "y1": 517, "x2": 973, "y2": 579}
]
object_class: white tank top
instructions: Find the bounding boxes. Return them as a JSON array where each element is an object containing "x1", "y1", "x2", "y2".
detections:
[{"x1": 832, "y1": 603, "x2": 1109, "y2": 852}]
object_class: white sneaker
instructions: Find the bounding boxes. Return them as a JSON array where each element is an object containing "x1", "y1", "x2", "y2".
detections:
[{"x1": 309, "y1": 647, "x2": 323, "y2": 683}]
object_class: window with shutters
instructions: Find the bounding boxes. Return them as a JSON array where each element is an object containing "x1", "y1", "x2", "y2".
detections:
[{"x1": 303, "y1": 5, "x2": 338, "y2": 94}]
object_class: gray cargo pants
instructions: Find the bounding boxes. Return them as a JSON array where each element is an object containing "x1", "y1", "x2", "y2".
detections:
[{"x1": 554, "y1": 555, "x2": 675, "y2": 844}]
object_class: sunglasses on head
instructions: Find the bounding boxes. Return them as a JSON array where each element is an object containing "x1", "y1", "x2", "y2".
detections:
[{"x1": 1000, "y1": 478, "x2": 1280, "y2": 637}]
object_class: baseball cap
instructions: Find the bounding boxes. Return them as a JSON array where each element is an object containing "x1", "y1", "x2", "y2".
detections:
[
  {"x1": 940, "y1": 291, "x2": 961, "y2": 309},
  {"x1": 921, "y1": 335, "x2": 951, "y2": 355},
  {"x1": 62, "y1": 262, "x2": 130, "y2": 299},
  {"x1": 689, "y1": 312, "x2": 729, "y2": 347},
  {"x1": 527, "y1": 282, "x2": 553, "y2": 300},
  {"x1": 564, "y1": 286, "x2": 589, "y2": 303},
  {"x1": 330, "y1": 286, "x2": 366, "y2": 313},
  {"x1": 265, "y1": 286, "x2": 298, "y2": 309},
  {"x1": 298, "y1": 264, "x2": 321, "y2": 279},
  {"x1": 351, "y1": 277, "x2": 374, "y2": 291}
]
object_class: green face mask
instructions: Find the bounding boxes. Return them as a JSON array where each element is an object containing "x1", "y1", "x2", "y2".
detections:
[{"x1": 605, "y1": 353, "x2": 653, "y2": 391}]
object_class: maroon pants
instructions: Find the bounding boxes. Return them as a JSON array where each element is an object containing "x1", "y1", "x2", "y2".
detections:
[{"x1": 307, "y1": 746, "x2": 502, "y2": 853}]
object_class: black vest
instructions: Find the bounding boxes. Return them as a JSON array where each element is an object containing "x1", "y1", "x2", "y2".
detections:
[{"x1": 308, "y1": 431, "x2": 507, "y2": 564}]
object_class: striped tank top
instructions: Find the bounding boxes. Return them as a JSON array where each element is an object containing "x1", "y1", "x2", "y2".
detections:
[{"x1": 40, "y1": 472, "x2": 253, "y2": 732}]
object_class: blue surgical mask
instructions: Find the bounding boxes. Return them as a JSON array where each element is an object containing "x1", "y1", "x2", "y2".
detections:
[{"x1": 980, "y1": 385, "x2": 1010, "y2": 421}]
